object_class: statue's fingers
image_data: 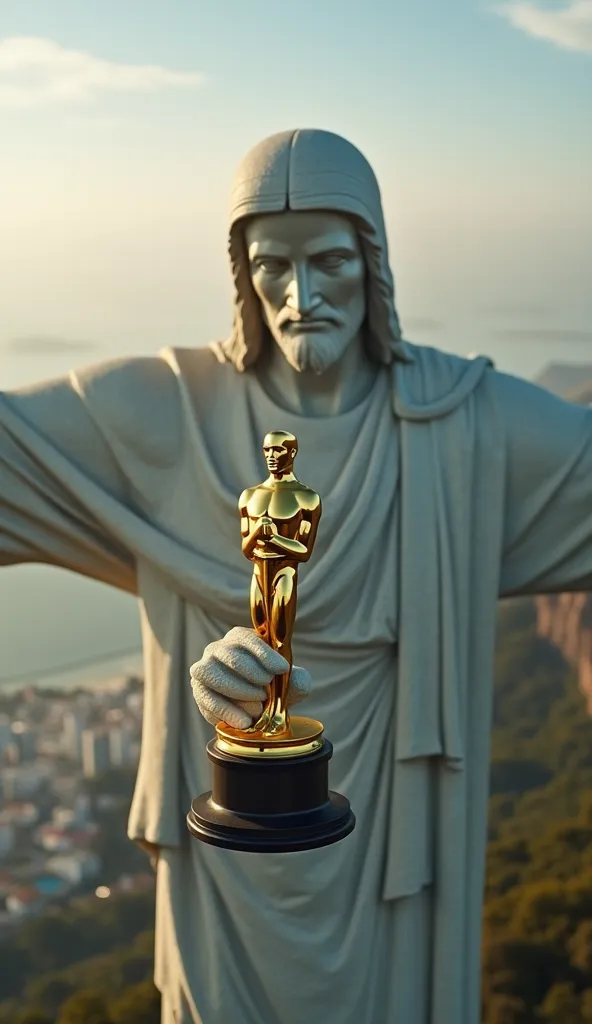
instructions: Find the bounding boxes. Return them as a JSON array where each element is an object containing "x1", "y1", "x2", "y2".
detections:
[
  {"x1": 287, "y1": 665, "x2": 312, "y2": 705},
  {"x1": 236, "y1": 699, "x2": 264, "y2": 720},
  {"x1": 198, "y1": 705, "x2": 222, "y2": 728},
  {"x1": 218, "y1": 627, "x2": 289, "y2": 678},
  {"x1": 209, "y1": 646, "x2": 276, "y2": 687},
  {"x1": 192, "y1": 681, "x2": 253, "y2": 731},
  {"x1": 192, "y1": 658, "x2": 267, "y2": 702}
]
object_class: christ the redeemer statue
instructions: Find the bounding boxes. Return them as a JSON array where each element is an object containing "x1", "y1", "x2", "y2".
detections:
[{"x1": 1, "y1": 128, "x2": 591, "y2": 1024}]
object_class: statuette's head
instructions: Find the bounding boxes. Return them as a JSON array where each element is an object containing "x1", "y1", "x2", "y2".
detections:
[
  {"x1": 262, "y1": 430, "x2": 298, "y2": 477},
  {"x1": 245, "y1": 211, "x2": 366, "y2": 375}
]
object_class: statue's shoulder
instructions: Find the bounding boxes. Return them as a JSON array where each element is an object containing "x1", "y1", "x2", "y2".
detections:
[
  {"x1": 401, "y1": 340, "x2": 494, "y2": 378},
  {"x1": 80, "y1": 344, "x2": 241, "y2": 465},
  {"x1": 394, "y1": 341, "x2": 495, "y2": 420},
  {"x1": 75, "y1": 351, "x2": 178, "y2": 403},
  {"x1": 297, "y1": 485, "x2": 321, "y2": 512},
  {"x1": 74, "y1": 352, "x2": 183, "y2": 468},
  {"x1": 166, "y1": 344, "x2": 248, "y2": 419},
  {"x1": 238, "y1": 485, "x2": 257, "y2": 508}
]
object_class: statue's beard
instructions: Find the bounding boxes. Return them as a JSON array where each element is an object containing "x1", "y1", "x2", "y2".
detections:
[{"x1": 276, "y1": 330, "x2": 349, "y2": 376}]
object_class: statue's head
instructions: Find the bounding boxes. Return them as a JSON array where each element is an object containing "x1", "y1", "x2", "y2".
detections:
[
  {"x1": 213, "y1": 129, "x2": 410, "y2": 372},
  {"x1": 262, "y1": 430, "x2": 298, "y2": 476}
]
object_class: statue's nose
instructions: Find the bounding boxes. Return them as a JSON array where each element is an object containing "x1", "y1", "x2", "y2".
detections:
[{"x1": 286, "y1": 264, "x2": 315, "y2": 316}]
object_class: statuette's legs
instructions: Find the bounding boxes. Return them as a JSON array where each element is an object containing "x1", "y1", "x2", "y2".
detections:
[{"x1": 249, "y1": 563, "x2": 296, "y2": 736}]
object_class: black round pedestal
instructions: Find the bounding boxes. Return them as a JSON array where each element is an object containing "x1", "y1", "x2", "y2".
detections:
[{"x1": 187, "y1": 738, "x2": 355, "y2": 853}]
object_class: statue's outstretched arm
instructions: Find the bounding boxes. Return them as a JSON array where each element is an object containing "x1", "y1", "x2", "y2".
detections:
[
  {"x1": 497, "y1": 369, "x2": 592, "y2": 596},
  {"x1": 0, "y1": 358, "x2": 154, "y2": 592}
]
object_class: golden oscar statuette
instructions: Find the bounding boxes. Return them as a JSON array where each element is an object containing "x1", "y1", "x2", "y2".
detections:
[{"x1": 187, "y1": 431, "x2": 356, "y2": 852}]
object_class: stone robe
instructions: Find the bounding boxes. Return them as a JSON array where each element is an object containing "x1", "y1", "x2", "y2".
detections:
[{"x1": 1, "y1": 341, "x2": 591, "y2": 1023}]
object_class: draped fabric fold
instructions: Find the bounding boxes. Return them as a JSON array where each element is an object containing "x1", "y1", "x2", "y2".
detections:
[{"x1": 382, "y1": 351, "x2": 504, "y2": 902}]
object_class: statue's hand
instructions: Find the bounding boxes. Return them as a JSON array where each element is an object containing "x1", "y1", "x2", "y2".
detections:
[
  {"x1": 190, "y1": 626, "x2": 312, "y2": 730},
  {"x1": 257, "y1": 515, "x2": 277, "y2": 539}
]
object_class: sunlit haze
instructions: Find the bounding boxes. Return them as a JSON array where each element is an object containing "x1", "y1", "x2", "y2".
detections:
[{"x1": 0, "y1": 0, "x2": 591, "y2": 392}]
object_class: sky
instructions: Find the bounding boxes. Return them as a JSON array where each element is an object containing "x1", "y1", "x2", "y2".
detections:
[
  {"x1": 0, "y1": 0, "x2": 591, "y2": 679},
  {"x1": 0, "y1": 0, "x2": 591, "y2": 392}
]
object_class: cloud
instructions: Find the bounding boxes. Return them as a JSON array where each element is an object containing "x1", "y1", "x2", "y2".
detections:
[
  {"x1": 495, "y1": 1, "x2": 592, "y2": 53},
  {"x1": 0, "y1": 36, "x2": 204, "y2": 108},
  {"x1": 4, "y1": 336, "x2": 98, "y2": 355}
]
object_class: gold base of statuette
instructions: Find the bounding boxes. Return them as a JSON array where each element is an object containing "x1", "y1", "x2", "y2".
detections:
[{"x1": 215, "y1": 716, "x2": 324, "y2": 758}]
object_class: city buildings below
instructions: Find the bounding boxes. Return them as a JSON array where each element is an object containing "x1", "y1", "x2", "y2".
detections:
[
  {"x1": 0, "y1": 824, "x2": 15, "y2": 859},
  {"x1": 0, "y1": 674, "x2": 147, "y2": 926},
  {"x1": 0, "y1": 802, "x2": 39, "y2": 828},
  {"x1": 46, "y1": 850, "x2": 102, "y2": 886},
  {"x1": 5, "y1": 885, "x2": 45, "y2": 917},
  {"x1": 35, "y1": 822, "x2": 98, "y2": 853},
  {"x1": 62, "y1": 709, "x2": 86, "y2": 760},
  {"x1": 126, "y1": 691, "x2": 143, "y2": 714},
  {"x1": 0, "y1": 715, "x2": 12, "y2": 753},
  {"x1": 81, "y1": 728, "x2": 111, "y2": 778},
  {"x1": 1, "y1": 762, "x2": 52, "y2": 800},
  {"x1": 10, "y1": 721, "x2": 38, "y2": 761},
  {"x1": 109, "y1": 724, "x2": 134, "y2": 766}
]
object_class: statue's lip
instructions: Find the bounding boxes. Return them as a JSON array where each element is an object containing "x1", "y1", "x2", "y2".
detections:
[{"x1": 286, "y1": 318, "x2": 333, "y2": 330}]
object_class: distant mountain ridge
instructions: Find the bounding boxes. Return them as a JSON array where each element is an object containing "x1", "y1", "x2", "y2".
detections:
[
  {"x1": 534, "y1": 362, "x2": 592, "y2": 400},
  {"x1": 568, "y1": 382, "x2": 592, "y2": 405}
]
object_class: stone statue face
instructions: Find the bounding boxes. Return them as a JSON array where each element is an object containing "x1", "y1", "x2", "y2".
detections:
[{"x1": 244, "y1": 210, "x2": 367, "y2": 375}]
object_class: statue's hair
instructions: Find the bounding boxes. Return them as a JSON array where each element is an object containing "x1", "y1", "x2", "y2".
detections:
[{"x1": 263, "y1": 430, "x2": 298, "y2": 453}]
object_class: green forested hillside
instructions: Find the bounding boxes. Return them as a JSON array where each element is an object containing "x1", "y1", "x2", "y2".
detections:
[
  {"x1": 483, "y1": 599, "x2": 592, "y2": 1023},
  {"x1": 2, "y1": 598, "x2": 592, "y2": 1023},
  {"x1": 0, "y1": 891, "x2": 158, "y2": 1023}
]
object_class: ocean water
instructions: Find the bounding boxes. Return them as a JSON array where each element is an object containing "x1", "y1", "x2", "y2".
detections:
[{"x1": 0, "y1": 563, "x2": 141, "y2": 691}]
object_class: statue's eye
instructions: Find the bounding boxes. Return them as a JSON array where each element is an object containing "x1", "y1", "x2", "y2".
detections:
[
  {"x1": 255, "y1": 258, "x2": 288, "y2": 275},
  {"x1": 316, "y1": 253, "x2": 347, "y2": 269}
]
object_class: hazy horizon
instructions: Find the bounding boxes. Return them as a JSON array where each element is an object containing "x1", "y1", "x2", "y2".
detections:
[{"x1": 1, "y1": 1, "x2": 591, "y2": 389}]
